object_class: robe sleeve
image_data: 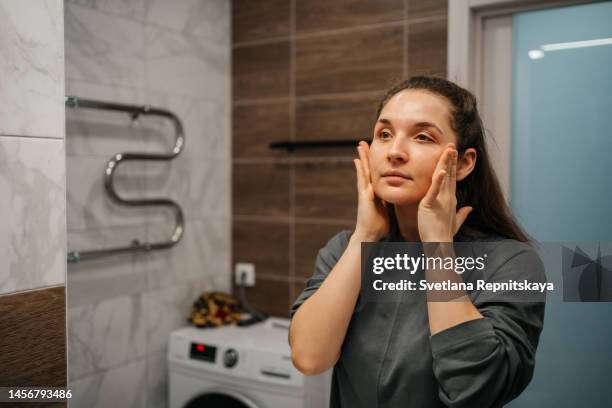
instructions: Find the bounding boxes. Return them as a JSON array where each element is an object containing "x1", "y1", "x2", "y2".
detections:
[
  {"x1": 289, "y1": 230, "x2": 352, "y2": 319},
  {"x1": 429, "y1": 246, "x2": 547, "y2": 408}
]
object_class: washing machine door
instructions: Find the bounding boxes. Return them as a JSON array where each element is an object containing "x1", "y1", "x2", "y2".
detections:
[{"x1": 184, "y1": 390, "x2": 260, "y2": 408}]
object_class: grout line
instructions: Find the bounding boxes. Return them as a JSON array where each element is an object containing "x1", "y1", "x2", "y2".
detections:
[
  {"x1": 232, "y1": 15, "x2": 446, "y2": 49},
  {"x1": 249, "y1": 19, "x2": 404, "y2": 44},
  {"x1": 290, "y1": 157, "x2": 355, "y2": 166},
  {"x1": 406, "y1": 15, "x2": 448, "y2": 25},
  {"x1": 233, "y1": 214, "x2": 354, "y2": 226},
  {"x1": 65, "y1": 275, "x2": 70, "y2": 391},
  {"x1": 294, "y1": 217, "x2": 355, "y2": 226},
  {"x1": 250, "y1": 274, "x2": 311, "y2": 285},
  {"x1": 252, "y1": 274, "x2": 310, "y2": 284},
  {"x1": 143, "y1": 13, "x2": 151, "y2": 296},
  {"x1": 295, "y1": 89, "x2": 385, "y2": 101},
  {"x1": 403, "y1": 0, "x2": 409, "y2": 78},
  {"x1": 233, "y1": 20, "x2": 403, "y2": 48},
  {"x1": 233, "y1": 157, "x2": 356, "y2": 167},
  {"x1": 233, "y1": 96, "x2": 290, "y2": 106},
  {"x1": 255, "y1": 274, "x2": 293, "y2": 283},
  {"x1": 232, "y1": 157, "x2": 292, "y2": 164},
  {"x1": 234, "y1": 89, "x2": 384, "y2": 106},
  {"x1": 0, "y1": 133, "x2": 64, "y2": 141},
  {"x1": 234, "y1": 214, "x2": 293, "y2": 223},
  {"x1": 0, "y1": 284, "x2": 65, "y2": 298},
  {"x1": 289, "y1": 0, "x2": 297, "y2": 307},
  {"x1": 233, "y1": 35, "x2": 291, "y2": 48}
]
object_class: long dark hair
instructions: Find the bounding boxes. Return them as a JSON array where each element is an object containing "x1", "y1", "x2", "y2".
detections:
[{"x1": 375, "y1": 75, "x2": 531, "y2": 243}]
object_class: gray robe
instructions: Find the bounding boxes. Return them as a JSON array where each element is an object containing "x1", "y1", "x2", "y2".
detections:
[{"x1": 290, "y1": 230, "x2": 546, "y2": 408}]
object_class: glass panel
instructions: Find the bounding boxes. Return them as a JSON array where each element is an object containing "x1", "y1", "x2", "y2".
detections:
[{"x1": 510, "y1": 2, "x2": 612, "y2": 407}]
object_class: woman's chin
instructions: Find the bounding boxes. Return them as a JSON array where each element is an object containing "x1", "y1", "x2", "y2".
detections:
[{"x1": 375, "y1": 185, "x2": 422, "y2": 206}]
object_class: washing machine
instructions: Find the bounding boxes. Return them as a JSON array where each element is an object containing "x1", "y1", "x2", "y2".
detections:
[{"x1": 169, "y1": 317, "x2": 331, "y2": 408}]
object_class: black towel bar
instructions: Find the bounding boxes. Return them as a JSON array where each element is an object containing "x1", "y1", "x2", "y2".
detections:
[{"x1": 269, "y1": 139, "x2": 365, "y2": 151}]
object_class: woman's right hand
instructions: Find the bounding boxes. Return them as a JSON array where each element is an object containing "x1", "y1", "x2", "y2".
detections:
[{"x1": 353, "y1": 141, "x2": 390, "y2": 241}]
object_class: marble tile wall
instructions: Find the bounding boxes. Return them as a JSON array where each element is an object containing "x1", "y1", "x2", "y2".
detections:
[
  {"x1": 0, "y1": 0, "x2": 66, "y2": 295},
  {"x1": 0, "y1": 0, "x2": 67, "y2": 393},
  {"x1": 64, "y1": 1, "x2": 231, "y2": 407}
]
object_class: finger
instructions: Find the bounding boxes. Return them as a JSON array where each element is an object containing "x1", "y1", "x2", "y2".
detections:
[
  {"x1": 422, "y1": 169, "x2": 446, "y2": 206},
  {"x1": 454, "y1": 206, "x2": 473, "y2": 234},
  {"x1": 358, "y1": 141, "x2": 372, "y2": 182},
  {"x1": 450, "y1": 149, "x2": 458, "y2": 197},
  {"x1": 436, "y1": 144, "x2": 454, "y2": 184},
  {"x1": 354, "y1": 158, "x2": 367, "y2": 193},
  {"x1": 433, "y1": 144, "x2": 450, "y2": 175},
  {"x1": 440, "y1": 147, "x2": 453, "y2": 195}
]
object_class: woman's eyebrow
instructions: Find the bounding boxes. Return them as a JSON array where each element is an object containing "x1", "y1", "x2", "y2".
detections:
[
  {"x1": 377, "y1": 118, "x2": 444, "y2": 136},
  {"x1": 412, "y1": 121, "x2": 442, "y2": 134}
]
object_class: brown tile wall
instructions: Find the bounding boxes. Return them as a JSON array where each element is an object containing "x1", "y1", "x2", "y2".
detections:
[
  {"x1": 0, "y1": 286, "x2": 67, "y2": 406},
  {"x1": 232, "y1": 0, "x2": 448, "y2": 317}
]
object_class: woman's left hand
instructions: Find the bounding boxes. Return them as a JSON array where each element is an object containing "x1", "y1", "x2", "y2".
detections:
[{"x1": 418, "y1": 143, "x2": 473, "y2": 243}]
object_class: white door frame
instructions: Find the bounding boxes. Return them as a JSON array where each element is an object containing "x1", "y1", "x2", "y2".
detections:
[
  {"x1": 447, "y1": 0, "x2": 593, "y2": 92},
  {"x1": 446, "y1": 0, "x2": 594, "y2": 199}
]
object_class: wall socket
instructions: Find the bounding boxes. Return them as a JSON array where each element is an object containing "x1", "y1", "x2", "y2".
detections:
[{"x1": 234, "y1": 262, "x2": 255, "y2": 287}]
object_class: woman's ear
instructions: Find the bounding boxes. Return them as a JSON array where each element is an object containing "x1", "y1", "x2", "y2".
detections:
[{"x1": 457, "y1": 148, "x2": 477, "y2": 181}]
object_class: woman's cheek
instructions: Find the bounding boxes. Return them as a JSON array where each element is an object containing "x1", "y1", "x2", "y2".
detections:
[
  {"x1": 422, "y1": 151, "x2": 443, "y2": 181},
  {"x1": 372, "y1": 177, "x2": 386, "y2": 196},
  {"x1": 411, "y1": 160, "x2": 439, "y2": 196}
]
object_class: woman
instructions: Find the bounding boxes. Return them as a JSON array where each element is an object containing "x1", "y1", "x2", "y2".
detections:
[{"x1": 288, "y1": 76, "x2": 546, "y2": 407}]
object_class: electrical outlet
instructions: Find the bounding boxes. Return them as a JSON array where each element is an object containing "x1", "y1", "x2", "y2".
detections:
[{"x1": 235, "y1": 262, "x2": 255, "y2": 287}]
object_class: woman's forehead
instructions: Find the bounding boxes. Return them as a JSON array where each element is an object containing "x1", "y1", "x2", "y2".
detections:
[{"x1": 379, "y1": 89, "x2": 452, "y2": 134}]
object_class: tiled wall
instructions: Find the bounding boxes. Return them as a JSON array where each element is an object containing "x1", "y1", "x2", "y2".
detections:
[
  {"x1": 63, "y1": 1, "x2": 230, "y2": 407},
  {"x1": 232, "y1": 0, "x2": 448, "y2": 317},
  {"x1": 0, "y1": 0, "x2": 67, "y2": 396}
]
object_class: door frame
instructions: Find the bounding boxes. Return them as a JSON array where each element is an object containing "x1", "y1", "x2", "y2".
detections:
[
  {"x1": 447, "y1": 0, "x2": 594, "y2": 92},
  {"x1": 446, "y1": 0, "x2": 595, "y2": 199}
]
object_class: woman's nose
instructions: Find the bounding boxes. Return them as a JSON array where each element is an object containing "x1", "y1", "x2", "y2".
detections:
[{"x1": 387, "y1": 137, "x2": 408, "y2": 163}]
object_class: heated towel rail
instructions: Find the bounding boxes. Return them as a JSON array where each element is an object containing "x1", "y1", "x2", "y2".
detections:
[{"x1": 66, "y1": 97, "x2": 185, "y2": 264}]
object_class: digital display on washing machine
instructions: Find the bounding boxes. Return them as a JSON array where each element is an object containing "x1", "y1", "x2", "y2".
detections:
[{"x1": 190, "y1": 342, "x2": 217, "y2": 363}]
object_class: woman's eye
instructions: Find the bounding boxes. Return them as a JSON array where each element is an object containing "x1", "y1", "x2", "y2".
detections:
[
  {"x1": 379, "y1": 131, "x2": 392, "y2": 140},
  {"x1": 416, "y1": 134, "x2": 433, "y2": 142}
]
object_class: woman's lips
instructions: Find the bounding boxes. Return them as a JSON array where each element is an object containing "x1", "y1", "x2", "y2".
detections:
[{"x1": 382, "y1": 174, "x2": 411, "y2": 185}]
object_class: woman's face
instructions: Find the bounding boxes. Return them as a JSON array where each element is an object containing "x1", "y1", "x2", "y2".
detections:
[{"x1": 369, "y1": 89, "x2": 459, "y2": 206}]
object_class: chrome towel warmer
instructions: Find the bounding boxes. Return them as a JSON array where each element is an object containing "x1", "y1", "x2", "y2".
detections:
[{"x1": 66, "y1": 96, "x2": 185, "y2": 264}]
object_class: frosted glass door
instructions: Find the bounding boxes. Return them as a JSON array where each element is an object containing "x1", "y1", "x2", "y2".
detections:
[{"x1": 509, "y1": 1, "x2": 612, "y2": 406}]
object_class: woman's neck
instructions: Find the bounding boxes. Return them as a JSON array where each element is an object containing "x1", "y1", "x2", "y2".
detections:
[{"x1": 394, "y1": 203, "x2": 421, "y2": 242}]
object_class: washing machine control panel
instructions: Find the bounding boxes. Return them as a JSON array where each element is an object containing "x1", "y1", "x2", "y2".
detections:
[
  {"x1": 223, "y1": 348, "x2": 239, "y2": 368},
  {"x1": 189, "y1": 342, "x2": 217, "y2": 363},
  {"x1": 187, "y1": 343, "x2": 241, "y2": 369}
]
